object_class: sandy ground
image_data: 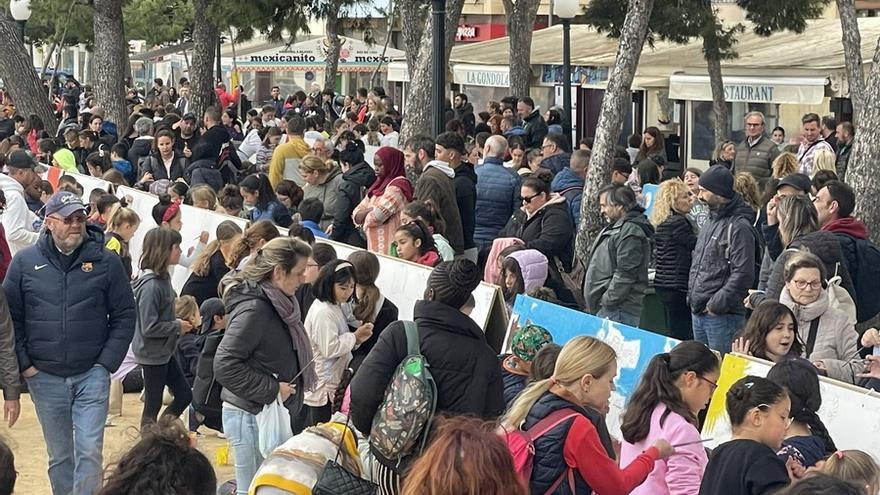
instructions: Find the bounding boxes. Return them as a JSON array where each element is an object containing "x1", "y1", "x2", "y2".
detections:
[{"x1": 2, "y1": 394, "x2": 235, "y2": 494}]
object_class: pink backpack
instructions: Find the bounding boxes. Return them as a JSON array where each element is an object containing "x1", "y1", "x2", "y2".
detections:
[{"x1": 501, "y1": 408, "x2": 580, "y2": 494}]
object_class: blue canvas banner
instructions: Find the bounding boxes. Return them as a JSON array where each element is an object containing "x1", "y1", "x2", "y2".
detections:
[
  {"x1": 642, "y1": 183, "x2": 659, "y2": 218},
  {"x1": 509, "y1": 295, "x2": 679, "y2": 435}
]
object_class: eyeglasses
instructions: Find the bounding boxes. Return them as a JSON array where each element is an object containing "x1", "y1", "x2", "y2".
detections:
[
  {"x1": 522, "y1": 193, "x2": 542, "y2": 204},
  {"x1": 50, "y1": 215, "x2": 86, "y2": 225},
  {"x1": 756, "y1": 403, "x2": 794, "y2": 428},
  {"x1": 792, "y1": 280, "x2": 822, "y2": 290},
  {"x1": 699, "y1": 375, "x2": 718, "y2": 392},
  {"x1": 746, "y1": 122, "x2": 764, "y2": 127},
  {"x1": 541, "y1": 144, "x2": 554, "y2": 150}
]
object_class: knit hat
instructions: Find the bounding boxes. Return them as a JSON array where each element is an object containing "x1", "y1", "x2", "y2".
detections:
[
  {"x1": 698, "y1": 164, "x2": 735, "y2": 200},
  {"x1": 511, "y1": 324, "x2": 553, "y2": 362},
  {"x1": 426, "y1": 260, "x2": 481, "y2": 310}
]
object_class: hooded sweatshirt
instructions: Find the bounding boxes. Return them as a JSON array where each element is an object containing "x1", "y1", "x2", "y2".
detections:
[
  {"x1": 821, "y1": 216, "x2": 868, "y2": 239},
  {"x1": 0, "y1": 173, "x2": 38, "y2": 255},
  {"x1": 507, "y1": 249, "x2": 549, "y2": 295},
  {"x1": 131, "y1": 270, "x2": 181, "y2": 366}
]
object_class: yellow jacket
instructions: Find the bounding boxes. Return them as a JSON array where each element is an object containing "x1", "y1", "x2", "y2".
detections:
[{"x1": 269, "y1": 136, "x2": 310, "y2": 187}]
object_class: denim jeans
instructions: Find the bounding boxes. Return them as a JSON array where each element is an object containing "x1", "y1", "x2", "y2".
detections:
[
  {"x1": 25, "y1": 365, "x2": 110, "y2": 495},
  {"x1": 692, "y1": 313, "x2": 746, "y2": 353},
  {"x1": 223, "y1": 406, "x2": 263, "y2": 495},
  {"x1": 597, "y1": 307, "x2": 642, "y2": 328}
]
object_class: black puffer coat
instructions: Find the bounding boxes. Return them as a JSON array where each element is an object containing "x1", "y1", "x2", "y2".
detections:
[
  {"x1": 214, "y1": 281, "x2": 303, "y2": 416},
  {"x1": 331, "y1": 161, "x2": 375, "y2": 248},
  {"x1": 654, "y1": 211, "x2": 697, "y2": 292},
  {"x1": 349, "y1": 299, "x2": 505, "y2": 469},
  {"x1": 500, "y1": 195, "x2": 574, "y2": 272}
]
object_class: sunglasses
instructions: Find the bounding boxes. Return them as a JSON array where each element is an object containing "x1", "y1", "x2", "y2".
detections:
[{"x1": 522, "y1": 193, "x2": 542, "y2": 204}]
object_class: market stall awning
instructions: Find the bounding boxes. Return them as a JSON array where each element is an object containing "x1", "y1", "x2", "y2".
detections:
[
  {"x1": 582, "y1": 76, "x2": 669, "y2": 90},
  {"x1": 233, "y1": 36, "x2": 404, "y2": 73},
  {"x1": 452, "y1": 64, "x2": 510, "y2": 88},
  {"x1": 668, "y1": 74, "x2": 828, "y2": 105}
]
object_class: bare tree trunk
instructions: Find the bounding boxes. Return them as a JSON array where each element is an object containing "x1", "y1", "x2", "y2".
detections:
[
  {"x1": 323, "y1": 5, "x2": 343, "y2": 90},
  {"x1": 837, "y1": 0, "x2": 865, "y2": 123},
  {"x1": 503, "y1": 0, "x2": 541, "y2": 98},
  {"x1": 399, "y1": 0, "x2": 428, "y2": 69},
  {"x1": 370, "y1": 0, "x2": 395, "y2": 87},
  {"x1": 0, "y1": 13, "x2": 57, "y2": 134},
  {"x1": 399, "y1": 0, "x2": 465, "y2": 142},
  {"x1": 705, "y1": 42, "x2": 729, "y2": 146},
  {"x1": 575, "y1": 0, "x2": 655, "y2": 262},
  {"x1": 849, "y1": 36, "x2": 880, "y2": 244},
  {"x1": 93, "y1": 0, "x2": 129, "y2": 126},
  {"x1": 190, "y1": 0, "x2": 218, "y2": 119},
  {"x1": 40, "y1": 40, "x2": 57, "y2": 79},
  {"x1": 400, "y1": 17, "x2": 434, "y2": 142}
]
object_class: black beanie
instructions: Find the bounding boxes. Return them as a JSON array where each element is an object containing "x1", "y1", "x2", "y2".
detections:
[
  {"x1": 426, "y1": 260, "x2": 481, "y2": 309},
  {"x1": 699, "y1": 164, "x2": 735, "y2": 200}
]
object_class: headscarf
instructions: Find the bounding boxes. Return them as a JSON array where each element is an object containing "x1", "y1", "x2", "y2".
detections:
[{"x1": 368, "y1": 146, "x2": 412, "y2": 201}]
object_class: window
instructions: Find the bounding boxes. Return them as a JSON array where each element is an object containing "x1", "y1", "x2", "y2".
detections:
[{"x1": 691, "y1": 101, "x2": 778, "y2": 161}]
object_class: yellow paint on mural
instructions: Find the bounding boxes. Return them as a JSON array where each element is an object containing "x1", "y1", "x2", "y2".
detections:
[{"x1": 703, "y1": 354, "x2": 750, "y2": 433}]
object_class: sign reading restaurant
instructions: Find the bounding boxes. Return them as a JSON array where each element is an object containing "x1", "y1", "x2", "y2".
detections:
[{"x1": 724, "y1": 84, "x2": 774, "y2": 103}]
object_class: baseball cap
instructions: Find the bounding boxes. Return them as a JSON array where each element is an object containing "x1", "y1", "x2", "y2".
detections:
[
  {"x1": 776, "y1": 173, "x2": 812, "y2": 194},
  {"x1": 44, "y1": 191, "x2": 87, "y2": 218},
  {"x1": 182, "y1": 112, "x2": 197, "y2": 122},
  {"x1": 7, "y1": 150, "x2": 36, "y2": 170},
  {"x1": 511, "y1": 324, "x2": 553, "y2": 362}
]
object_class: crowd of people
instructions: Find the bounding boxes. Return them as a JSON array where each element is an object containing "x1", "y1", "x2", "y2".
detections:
[{"x1": 0, "y1": 77, "x2": 876, "y2": 495}]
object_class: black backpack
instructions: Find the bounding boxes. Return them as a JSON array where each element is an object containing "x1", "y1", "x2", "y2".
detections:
[{"x1": 850, "y1": 237, "x2": 880, "y2": 323}]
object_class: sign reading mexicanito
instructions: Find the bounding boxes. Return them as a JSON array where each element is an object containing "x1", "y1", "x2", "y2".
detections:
[{"x1": 236, "y1": 36, "x2": 405, "y2": 72}]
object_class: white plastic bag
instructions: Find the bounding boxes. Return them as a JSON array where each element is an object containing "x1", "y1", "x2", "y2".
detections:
[{"x1": 256, "y1": 393, "x2": 293, "y2": 457}]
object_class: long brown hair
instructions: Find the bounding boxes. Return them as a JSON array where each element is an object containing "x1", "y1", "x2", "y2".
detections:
[
  {"x1": 229, "y1": 220, "x2": 280, "y2": 268},
  {"x1": 401, "y1": 416, "x2": 527, "y2": 495},
  {"x1": 348, "y1": 250, "x2": 381, "y2": 323},
  {"x1": 636, "y1": 126, "x2": 664, "y2": 161},
  {"x1": 191, "y1": 220, "x2": 242, "y2": 277},
  {"x1": 139, "y1": 227, "x2": 182, "y2": 277}
]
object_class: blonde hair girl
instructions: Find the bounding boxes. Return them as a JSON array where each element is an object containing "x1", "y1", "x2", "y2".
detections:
[
  {"x1": 503, "y1": 336, "x2": 674, "y2": 494},
  {"x1": 104, "y1": 204, "x2": 141, "y2": 279},
  {"x1": 822, "y1": 450, "x2": 880, "y2": 495},
  {"x1": 649, "y1": 178, "x2": 690, "y2": 227}
]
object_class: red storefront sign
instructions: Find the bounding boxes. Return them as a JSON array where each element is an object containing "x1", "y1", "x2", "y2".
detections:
[{"x1": 454, "y1": 22, "x2": 548, "y2": 42}]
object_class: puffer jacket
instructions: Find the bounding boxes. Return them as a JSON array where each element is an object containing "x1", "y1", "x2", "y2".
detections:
[
  {"x1": 733, "y1": 136, "x2": 780, "y2": 180},
  {"x1": 3, "y1": 226, "x2": 136, "y2": 377},
  {"x1": 584, "y1": 207, "x2": 654, "y2": 316},
  {"x1": 750, "y1": 230, "x2": 855, "y2": 309},
  {"x1": 508, "y1": 249, "x2": 549, "y2": 293},
  {"x1": 524, "y1": 392, "x2": 616, "y2": 495},
  {"x1": 214, "y1": 281, "x2": 303, "y2": 416},
  {"x1": 131, "y1": 271, "x2": 180, "y2": 366},
  {"x1": 522, "y1": 108, "x2": 549, "y2": 149},
  {"x1": 500, "y1": 194, "x2": 574, "y2": 273},
  {"x1": 541, "y1": 153, "x2": 571, "y2": 176},
  {"x1": 303, "y1": 165, "x2": 344, "y2": 231},
  {"x1": 331, "y1": 161, "x2": 375, "y2": 247},
  {"x1": 127, "y1": 136, "x2": 154, "y2": 174},
  {"x1": 688, "y1": 194, "x2": 756, "y2": 315},
  {"x1": 248, "y1": 200, "x2": 293, "y2": 227},
  {"x1": 0, "y1": 173, "x2": 38, "y2": 255},
  {"x1": 551, "y1": 167, "x2": 584, "y2": 227},
  {"x1": 350, "y1": 299, "x2": 504, "y2": 470},
  {"x1": 474, "y1": 157, "x2": 521, "y2": 250},
  {"x1": 653, "y1": 211, "x2": 697, "y2": 292},
  {"x1": 780, "y1": 288, "x2": 861, "y2": 383},
  {"x1": 455, "y1": 162, "x2": 478, "y2": 251}
]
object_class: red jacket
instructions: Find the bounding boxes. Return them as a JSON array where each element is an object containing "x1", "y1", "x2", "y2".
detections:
[{"x1": 215, "y1": 87, "x2": 241, "y2": 109}]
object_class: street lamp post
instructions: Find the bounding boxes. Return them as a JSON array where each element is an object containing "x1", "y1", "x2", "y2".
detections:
[
  {"x1": 554, "y1": 0, "x2": 577, "y2": 144},
  {"x1": 9, "y1": 0, "x2": 31, "y2": 47},
  {"x1": 432, "y1": 0, "x2": 446, "y2": 137}
]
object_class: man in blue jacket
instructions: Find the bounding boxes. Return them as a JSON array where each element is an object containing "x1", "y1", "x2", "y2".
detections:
[
  {"x1": 3, "y1": 191, "x2": 136, "y2": 495},
  {"x1": 551, "y1": 149, "x2": 588, "y2": 227},
  {"x1": 474, "y1": 135, "x2": 521, "y2": 250}
]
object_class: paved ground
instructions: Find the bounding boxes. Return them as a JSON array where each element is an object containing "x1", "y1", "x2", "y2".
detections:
[{"x1": 2, "y1": 393, "x2": 235, "y2": 494}]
